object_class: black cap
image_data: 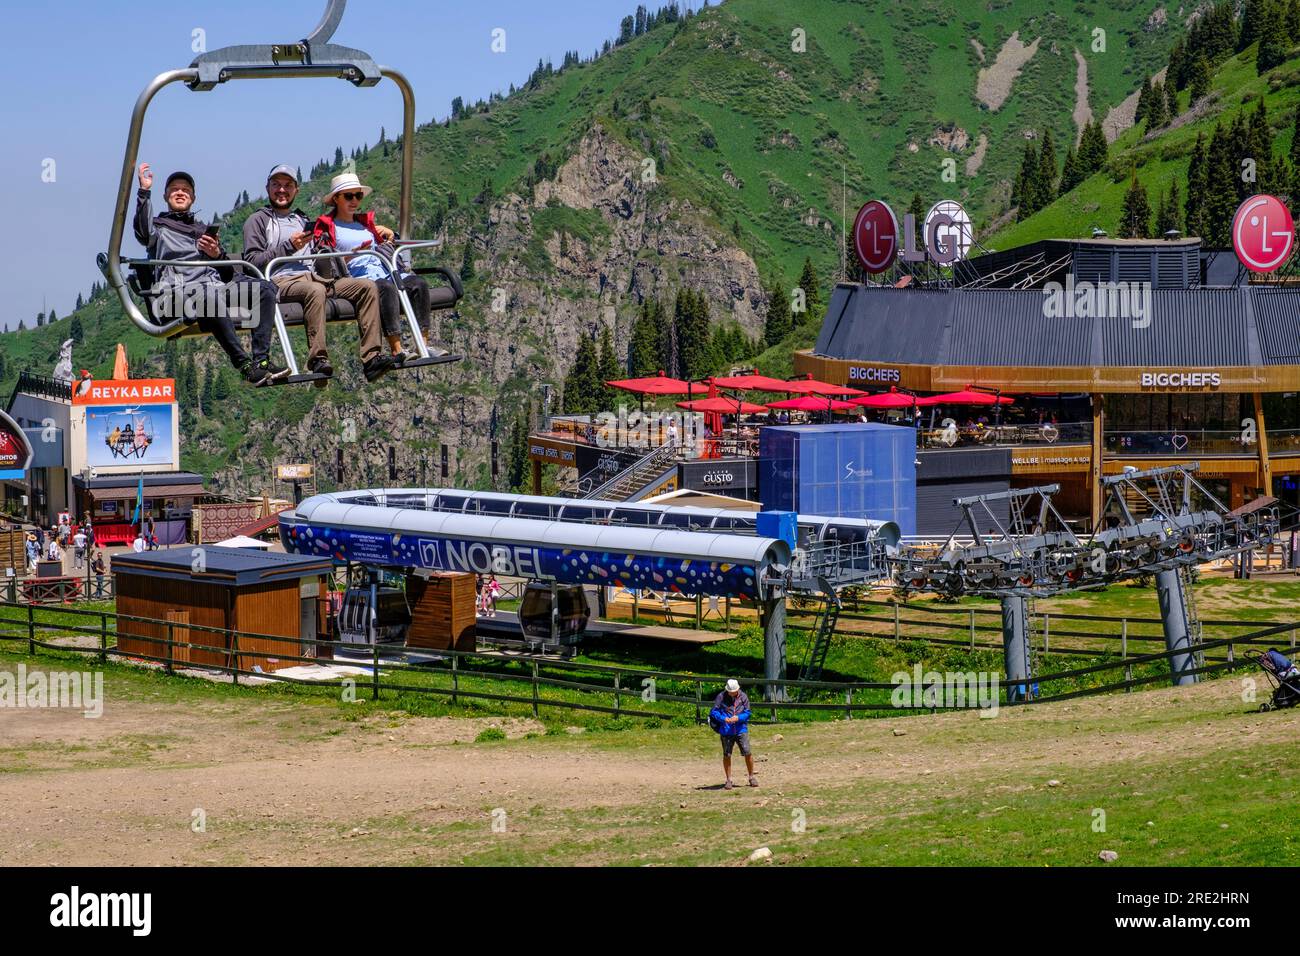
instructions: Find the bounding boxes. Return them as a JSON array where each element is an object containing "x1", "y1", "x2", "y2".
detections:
[{"x1": 164, "y1": 171, "x2": 196, "y2": 191}]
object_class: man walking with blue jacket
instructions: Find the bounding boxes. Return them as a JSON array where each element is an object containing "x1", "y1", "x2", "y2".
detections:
[{"x1": 711, "y1": 678, "x2": 757, "y2": 789}]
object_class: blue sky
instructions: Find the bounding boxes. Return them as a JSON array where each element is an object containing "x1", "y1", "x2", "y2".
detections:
[{"x1": 1, "y1": 1, "x2": 696, "y2": 333}]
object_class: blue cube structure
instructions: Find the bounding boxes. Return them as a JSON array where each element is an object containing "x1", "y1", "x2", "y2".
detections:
[{"x1": 759, "y1": 423, "x2": 916, "y2": 534}]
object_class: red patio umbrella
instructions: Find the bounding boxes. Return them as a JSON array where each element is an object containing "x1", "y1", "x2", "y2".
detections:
[
  {"x1": 705, "y1": 374, "x2": 796, "y2": 392},
  {"x1": 925, "y1": 388, "x2": 1014, "y2": 405},
  {"x1": 606, "y1": 374, "x2": 695, "y2": 396},
  {"x1": 676, "y1": 397, "x2": 770, "y2": 414},
  {"x1": 779, "y1": 377, "x2": 868, "y2": 397},
  {"x1": 766, "y1": 397, "x2": 858, "y2": 412},
  {"x1": 852, "y1": 387, "x2": 939, "y2": 409}
]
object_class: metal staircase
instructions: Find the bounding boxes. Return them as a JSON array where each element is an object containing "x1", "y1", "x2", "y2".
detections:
[
  {"x1": 798, "y1": 583, "x2": 842, "y2": 685},
  {"x1": 583, "y1": 443, "x2": 678, "y2": 501}
]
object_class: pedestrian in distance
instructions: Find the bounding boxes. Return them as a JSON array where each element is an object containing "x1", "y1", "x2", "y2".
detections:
[
  {"x1": 72, "y1": 527, "x2": 87, "y2": 570},
  {"x1": 710, "y1": 678, "x2": 757, "y2": 789},
  {"x1": 91, "y1": 551, "x2": 107, "y2": 598}
]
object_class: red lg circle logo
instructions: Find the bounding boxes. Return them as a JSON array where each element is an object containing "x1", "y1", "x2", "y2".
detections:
[
  {"x1": 1232, "y1": 194, "x2": 1294, "y2": 272},
  {"x1": 852, "y1": 200, "x2": 899, "y2": 274}
]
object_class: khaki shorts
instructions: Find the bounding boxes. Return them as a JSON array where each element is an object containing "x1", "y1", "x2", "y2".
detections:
[{"x1": 721, "y1": 732, "x2": 751, "y2": 757}]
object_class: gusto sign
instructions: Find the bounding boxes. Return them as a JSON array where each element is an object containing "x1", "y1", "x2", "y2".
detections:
[{"x1": 1231, "y1": 194, "x2": 1294, "y2": 273}]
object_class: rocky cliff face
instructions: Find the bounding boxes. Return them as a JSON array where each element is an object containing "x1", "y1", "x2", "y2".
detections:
[{"x1": 194, "y1": 123, "x2": 768, "y2": 495}]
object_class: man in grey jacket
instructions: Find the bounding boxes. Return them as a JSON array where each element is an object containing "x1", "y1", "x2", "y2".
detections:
[
  {"x1": 243, "y1": 165, "x2": 391, "y2": 383},
  {"x1": 133, "y1": 164, "x2": 288, "y2": 385}
]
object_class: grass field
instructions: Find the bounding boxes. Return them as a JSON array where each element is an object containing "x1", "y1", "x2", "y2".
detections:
[{"x1": 1, "y1": 639, "x2": 1296, "y2": 866}]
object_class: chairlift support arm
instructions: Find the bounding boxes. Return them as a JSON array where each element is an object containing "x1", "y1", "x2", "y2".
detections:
[{"x1": 102, "y1": 0, "x2": 417, "y2": 338}]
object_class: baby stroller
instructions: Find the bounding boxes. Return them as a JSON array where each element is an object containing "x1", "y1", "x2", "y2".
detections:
[{"x1": 1255, "y1": 649, "x2": 1300, "y2": 711}]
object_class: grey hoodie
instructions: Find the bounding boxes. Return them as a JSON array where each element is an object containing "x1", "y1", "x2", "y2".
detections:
[
  {"x1": 132, "y1": 189, "x2": 227, "y2": 291},
  {"x1": 242, "y1": 204, "x2": 314, "y2": 277}
]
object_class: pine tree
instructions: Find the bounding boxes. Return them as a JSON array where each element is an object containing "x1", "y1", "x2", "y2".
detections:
[
  {"x1": 1289, "y1": 0, "x2": 1300, "y2": 42},
  {"x1": 907, "y1": 192, "x2": 926, "y2": 227},
  {"x1": 763, "y1": 280, "x2": 792, "y2": 347},
  {"x1": 69, "y1": 315, "x2": 83, "y2": 344},
  {"x1": 628, "y1": 300, "x2": 662, "y2": 376},
  {"x1": 36, "y1": 312, "x2": 44, "y2": 327},
  {"x1": 1118, "y1": 173, "x2": 1153, "y2": 239},
  {"x1": 797, "y1": 256, "x2": 822, "y2": 322},
  {"x1": 296, "y1": 166, "x2": 303, "y2": 183},
  {"x1": 1241, "y1": 0, "x2": 1266, "y2": 51},
  {"x1": 459, "y1": 241, "x2": 475, "y2": 281},
  {"x1": 16, "y1": 320, "x2": 24, "y2": 332},
  {"x1": 333, "y1": 146, "x2": 344, "y2": 167},
  {"x1": 1166, "y1": 179, "x2": 1183, "y2": 235},
  {"x1": 507, "y1": 412, "x2": 529, "y2": 492},
  {"x1": 1258, "y1": 0, "x2": 1291, "y2": 73},
  {"x1": 1146, "y1": 82, "x2": 1170, "y2": 128},
  {"x1": 1168, "y1": 37, "x2": 1188, "y2": 90},
  {"x1": 1155, "y1": 182, "x2": 1179, "y2": 236},
  {"x1": 1203, "y1": 122, "x2": 1238, "y2": 245},
  {"x1": 48, "y1": 309, "x2": 57, "y2": 324},
  {"x1": 1189, "y1": 55, "x2": 1212, "y2": 100},
  {"x1": 677, "y1": 289, "x2": 715, "y2": 379},
  {"x1": 1185, "y1": 131, "x2": 1209, "y2": 237},
  {"x1": 213, "y1": 366, "x2": 231, "y2": 401},
  {"x1": 1248, "y1": 99, "x2": 1274, "y2": 194},
  {"x1": 1060, "y1": 145, "x2": 1084, "y2": 193},
  {"x1": 562, "y1": 335, "x2": 602, "y2": 414},
  {"x1": 199, "y1": 365, "x2": 214, "y2": 416},
  {"x1": 1166, "y1": 82, "x2": 1179, "y2": 120},
  {"x1": 1079, "y1": 120, "x2": 1108, "y2": 174},
  {"x1": 75, "y1": 292, "x2": 84, "y2": 310},
  {"x1": 559, "y1": 228, "x2": 570, "y2": 259},
  {"x1": 597, "y1": 326, "x2": 620, "y2": 408},
  {"x1": 1036, "y1": 128, "x2": 1058, "y2": 203},
  {"x1": 1013, "y1": 141, "x2": 1040, "y2": 218},
  {"x1": 1135, "y1": 77, "x2": 1154, "y2": 127}
]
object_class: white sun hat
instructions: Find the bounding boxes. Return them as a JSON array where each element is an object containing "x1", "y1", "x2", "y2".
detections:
[
  {"x1": 324, "y1": 171, "x2": 372, "y2": 206},
  {"x1": 725, "y1": 678, "x2": 740, "y2": 693}
]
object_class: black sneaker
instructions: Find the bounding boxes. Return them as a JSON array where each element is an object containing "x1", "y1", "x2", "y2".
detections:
[
  {"x1": 240, "y1": 360, "x2": 269, "y2": 386},
  {"x1": 253, "y1": 358, "x2": 291, "y2": 383},
  {"x1": 307, "y1": 356, "x2": 334, "y2": 378},
  {"x1": 362, "y1": 353, "x2": 397, "y2": 383}
]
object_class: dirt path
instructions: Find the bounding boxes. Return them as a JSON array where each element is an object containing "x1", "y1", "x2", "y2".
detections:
[
  {"x1": 1, "y1": 671, "x2": 1294, "y2": 865},
  {"x1": 976, "y1": 32, "x2": 1040, "y2": 111}
]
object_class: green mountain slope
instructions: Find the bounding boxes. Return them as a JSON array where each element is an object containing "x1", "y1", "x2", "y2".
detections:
[
  {"x1": 989, "y1": 41, "x2": 1300, "y2": 247},
  {"x1": 5, "y1": 0, "x2": 1184, "y2": 494}
]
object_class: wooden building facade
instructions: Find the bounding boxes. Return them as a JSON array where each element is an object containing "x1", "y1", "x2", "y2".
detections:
[{"x1": 113, "y1": 547, "x2": 334, "y2": 673}]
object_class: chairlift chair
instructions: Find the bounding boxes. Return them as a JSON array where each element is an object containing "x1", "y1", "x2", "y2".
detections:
[{"x1": 97, "y1": 0, "x2": 463, "y2": 386}]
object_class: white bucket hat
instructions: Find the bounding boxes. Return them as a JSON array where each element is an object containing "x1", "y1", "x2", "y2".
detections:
[
  {"x1": 324, "y1": 172, "x2": 372, "y2": 206},
  {"x1": 725, "y1": 678, "x2": 740, "y2": 693}
]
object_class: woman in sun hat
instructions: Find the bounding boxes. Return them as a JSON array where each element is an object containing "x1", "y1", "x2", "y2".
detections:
[{"x1": 315, "y1": 172, "x2": 433, "y2": 366}]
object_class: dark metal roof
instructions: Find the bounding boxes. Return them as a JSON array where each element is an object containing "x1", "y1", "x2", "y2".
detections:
[
  {"x1": 112, "y1": 546, "x2": 331, "y2": 587},
  {"x1": 814, "y1": 281, "x2": 1300, "y2": 369}
]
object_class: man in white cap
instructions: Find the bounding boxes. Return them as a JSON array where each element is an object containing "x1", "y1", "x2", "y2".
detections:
[
  {"x1": 709, "y1": 678, "x2": 757, "y2": 789},
  {"x1": 243, "y1": 165, "x2": 391, "y2": 382}
]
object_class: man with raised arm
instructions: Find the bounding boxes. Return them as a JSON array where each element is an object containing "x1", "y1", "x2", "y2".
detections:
[{"x1": 133, "y1": 163, "x2": 287, "y2": 385}]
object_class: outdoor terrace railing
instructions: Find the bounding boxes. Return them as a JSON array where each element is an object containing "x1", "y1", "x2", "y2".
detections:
[{"x1": 1104, "y1": 429, "x2": 1258, "y2": 457}]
